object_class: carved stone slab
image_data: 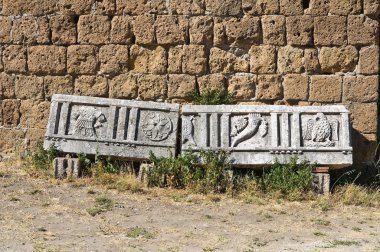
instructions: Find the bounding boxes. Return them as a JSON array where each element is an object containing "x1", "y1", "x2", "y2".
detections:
[
  {"x1": 44, "y1": 95, "x2": 180, "y2": 160},
  {"x1": 181, "y1": 105, "x2": 352, "y2": 168}
]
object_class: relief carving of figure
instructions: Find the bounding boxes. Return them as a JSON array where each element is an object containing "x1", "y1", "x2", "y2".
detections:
[
  {"x1": 73, "y1": 107, "x2": 106, "y2": 137},
  {"x1": 182, "y1": 115, "x2": 197, "y2": 146},
  {"x1": 303, "y1": 113, "x2": 338, "y2": 147},
  {"x1": 231, "y1": 113, "x2": 268, "y2": 147},
  {"x1": 142, "y1": 112, "x2": 173, "y2": 141}
]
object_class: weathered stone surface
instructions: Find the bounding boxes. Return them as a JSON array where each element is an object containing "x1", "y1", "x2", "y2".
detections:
[
  {"x1": 170, "y1": 0, "x2": 205, "y2": 14},
  {"x1": 364, "y1": 0, "x2": 380, "y2": 15},
  {"x1": 12, "y1": 16, "x2": 50, "y2": 45},
  {"x1": 205, "y1": 0, "x2": 241, "y2": 15},
  {"x1": 168, "y1": 45, "x2": 207, "y2": 75},
  {"x1": 99, "y1": 45, "x2": 129, "y2": 74},
  {"x1": 25, "y1": 128, "x2": 45, "y2": 149},
  {"x1": 0, "y1": 73, "x2": 15, "y2": 99},
  {"x1": 250, "y1": 45, "x2": 276, "y2": 74},
  {"x1": 256, "y1": 75, "x2": 282, "y2": 101},
  {"x1": 168, "y1": 74, "x2": 196, "y2": 99},
  {"x1": 54, "y1": 158, "x2": 82, "y2": 179},
  {"x1": 111, "y1": 16, "x2": 134, "y2": 44},
  {"x1": 155, "y1": 16, "x2": 188, "y2": 45},
  {"x1": 20, "y1": 100, "x2": 50, "y2": 129},
  {"x1": 209, "y1": 48, "x2": 249, "y2": 74},
  {"x1": 0, "y1": 16, "x2": 12, "y2": 44},
  {"x1": 67, "y1": 45, "x2": 98, "y2": 75},
  {"x1": 44, "y1": 94, "x2": 180, "y2": 159},
  {"x1": 330, "y1": 0, "x2": 361, "y2": 15},
  {"x1": 277, "y1": 46, "x2": 303, "y2": 74},
  {"x1": 44, "y1": 76, "x2": 74, "y2": 99},
  {"x1": 109, "y1": 74, "x2": 138, "y2": 99},
  {"x1": 134, "y1": 15, "x2": 155, "y2": 45},
  {"x1": 92, "y1": 0, "x2": 115, "y2": 15},
  {"x1": 358, "y1": 46, "x2": 379, "y2": 75},
  {"x1": 304, "y1": 0, "x2": 329, "y2": 15},
  {"x1": 50, "y1": 15, "x2": 78, "y2": 45},
  {"x1": 319, "y1": 46, "x2": 358, "y2": 73},
  {"x1": 197, "y1": 74, "x2": 226, "y2": 93},
  {"x1": 181, "y1": 105, "x2": 352, "y2": 167},
  {"x1": 225, "y1": 16, "x2": 260, "y2": 46},
  {"x1": 130, "y1": 45, "x2": 167, "y2": 74},
  {"x1": 190, "y1": 16, "x2": 214, "y2": 45},
  {"x1": 228, "y1": 74, "x2": 256, "y2": 100},
  {"x1": 0, "y1": 48, "x2": 2, "y2": 72},
  {"x1": 286, "y1": 16, "x2": 313, "y2": 46},
  {"x1": 138, "y1": 75, "x2": 167, "y2": 100},
  {"x1": 15, "y1": 75, "x2": 44, "y2": 100},
  {"x1": 28, "y1": 46, "x2": 66, "y2": 75},
  {"x1": 309, "y1": 75, "x2": 342, "y2": 103},
  {"x1": 350, "y1": 103, "x2": 377, "y2": 133},
  {"x1": 2, "y1": 45, "x2": 27, "y2": 74},
  {"x1": 58, "y1": 0, "x2": 93, "y2": 15},
  {"x1": 304, "y1": 48, "x2": 320, "y2": 73},
  {"x1": 343, "y1": 75, "x2": 378, "y2": 103},
  {"x1": 116, "y1": 0, "x2": 166, "y2": 15},
  {"x1": 242, "y1": 0, "x2": 279, "y2": 14},
  {"x1": 348, "y1": 16, "x2": 379, "y2": 46},
  {"x1": 78, "y1": 15, "x2": 111, "y2": 45},
  {"x1": 75, "y1": 76, "x2": 108, "y2": 97},
  {"x1": 312, "y1": 173, "x2": 330, "y2": 194},
  {"x1": 314, "y1": 16, "x2": 346, "y2": 46},
  {"x1": 0, "y1": 128, "x2": 25, "y2": 155},
  {"x1": 3, "y1": 0, "x2": 56, "y2": 15},
  {"x1": 213, "y1": 18, "x2": 225, "y2": 47},
  {"x1": 261, "y1": 15, "x2": 286, "y2": 46},
  {"x1": 1, "y1": 99, "x2": 20, "y2": 127},
  {"x1": 279, "y1": 0, "x2": 303, "y2": 15},
  {"x1": 283, "y1": 74, "x2": 308, "y2": 101}
]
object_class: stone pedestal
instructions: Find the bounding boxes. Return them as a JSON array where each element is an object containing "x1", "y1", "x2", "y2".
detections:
[
  {"x1": 312, "y1": 167, "x2": 330, "y2": 194},
  {"x1": 54, "y1": 157, "x2": 82, "y2": 179}
]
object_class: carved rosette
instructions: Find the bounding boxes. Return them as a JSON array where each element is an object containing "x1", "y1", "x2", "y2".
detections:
[{"x1": 142, "y1": 112, "x2": 173, "y2": 141}]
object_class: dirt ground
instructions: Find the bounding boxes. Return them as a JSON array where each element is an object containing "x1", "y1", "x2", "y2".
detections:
[{"x1": 0, "y1": 163, "x2": 379, "y2": 252}]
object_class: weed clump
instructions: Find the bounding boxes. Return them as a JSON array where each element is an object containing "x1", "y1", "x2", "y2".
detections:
[
  {"x1": 29, "y1": 143, "x2": 59, "y2": 171},
  {"x1": 189, "y1": 89, "x2": 235, "y2": 105},
  {"x1": 87, "y1": 196, "x2": 113, "y2": 216}
]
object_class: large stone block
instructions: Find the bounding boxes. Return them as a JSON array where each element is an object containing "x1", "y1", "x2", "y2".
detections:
[
  {"x1": 78, "y1": 15, "x2": 111, "y2": 45},
  {"x1": 343, "y1": 75, "x2": 378, "y2": 103},
  {"x1": 109, "y1": 74, "x2": 138, "y2": 99},
  {"x1": 277, "y1": 46, "x2": 303, "y2": 74},
  {"x1": 286, "y1": 16, "x2": 313, "y2": 46},
  {"x1": 348, "y1": 16, "x2": 379, "y2": 46},
  {"x1": 304, "y1": 0, "x2": 329, "y2": 15},
  {"x1": 250, "y1": 45, "x2": 276, "y2": 74},
  {"x1": 12, "y1": 16, "x2": 50, "y2": 45},
  {"x1": 3, "y1": 0, "x2": 56, "y2": 15},
  {"x1": 213, "y1": 18, "x2": 226, "y2": 47},
  {"x1": 0, "y1": 128, "x2": 25, "y2": 155},
  {"x1": 50, "y1": 15, "x2": 77, "y2": 45},
  {"x1": 205, "y1": 0, "x2": 242, "y2": 15},
  {"x1": 44, "y1": 76, "x2": 74, "y2": 99},
  {"x1": 330, "y1": 0, "x2": 361, "y2": 15},
  {"x1": 209, "y1": 48, "x2": 249, "y2": 74},
  {"x1": 44, "y1": 94, "x2": 180, "y2": 160},
  {"x1": 228, "y1": 74, "x2": 256, "y2": 100},
  {"x1": 2, "y1": 45, "x2": 27, "y2": 74},
  {"x1": 74, "y1": 76, "x2": 108, "y2": 98},
  {"x1": 111, "y1": 16, "x2": 134, "y2": 44},
  {"x1": 314, "y1": 16, "x2": 346, "y2": 46},
  {"x1": 256, "y1": 75, "x2": 282, "y2": 101},
  {"x1": 28, "y1": 46, "x2": 66, "y2": 75},
  {"x1": 138, "y1": 75, "x2": 167, "y2": 100},
  {"x1": 155, "y1": 16, "x2": 188, "y2": 45},
  {"x1": 92, "y1": 0, "x2": 116, "y2": 15},
  {"x1": 54, "y1": 158, "x2": 82, "y2": 179},
  {"x1": 261, "y1": 15, "x2": 286, "y2": 46},
  {"x1": 130, "y1": 45, "x2": 167, "y2": 74},
  {"x1": 181, "y1": 105, "x2": 352, "y2": 167},
  {"x1": 170, "y1": 0, "x2": 205, "y2": 14},
  {"x1": 168, "y1": 45, "x2": 207, "y2": 75},
  {"x1": 225, "y1": 16, "x2": 260, "y2": 46},
  {"x1": 197, "y1": 74, "x2": 226, "y2": 93},
  {"x1": 190, "y1": 16, "x2": 214, "y2": 45},
  {"x1": 242, "y1": 0, "x2": 279, "y2": 14},
  {"x1": 58, "y1": 0, "x2": 93, "y2": 15},
  {"x1": 0, "y1": 16, "x2": 12, "y2": 44},
  {"x1": 67, "y1": 45, "x2": 98, "y2": 75},
  {"x1": 283, "y1": 74, "x2": 308, "y2": 101},
  {"x1": 350, "y1": 103, "x2": 377, "y2": 133},
  {"x1": 168, "y1": 74, "x2": 196, "y2": 99},
  {"x1": 99, "y1": 45, "x2": 129, "y2": 74},
  {"x1": 0, "y1": 73, "x2": 15, "y2": 99},
  {"x1": 134, "y1": 15, "x2": 155, "y2": 45},
  {"x1": 358, "y1": 46, "x2": 379, "y2": 75},
  {"x1": 1, "y1": 99, "x2": 20, "y2": 127},
  {"x1": 319, "y1": 46, "x2": 358, "y2": 73},
  {"x1": 116, "y1": 0, "x2": 166, "y2": 14},
  {"x1": 20, "y1": 100, "x2": 50, "y2": 129},
  {"x1": 279, "y1": 0, "x2": 303, "y2": 15},
  {"x1": 304, "y1": 48, "x2": 320, "y2": 73},
  {"x1": 309, "y1": 75, "x2": 342, "y2": 103},
  {"x1": 364, "y1": 0, "x2": 380, "y2": 15},
  {"x1": 15, "y1": 75, "x2": 44, "y2": 100}
]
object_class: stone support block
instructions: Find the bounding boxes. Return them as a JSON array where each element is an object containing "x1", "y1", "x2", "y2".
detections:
[{"x1": 54, "y1": 158, "x2": 82, "y2": 179}]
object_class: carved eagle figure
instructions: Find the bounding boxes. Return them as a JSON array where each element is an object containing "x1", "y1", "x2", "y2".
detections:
[
  {"x1": 182, "y1": 115, "x2": 197, "y2": 146},
  {"x1": 304, "y1": 113, "x2": 338, "y2": 145},
  {"x1": 231, "y1": 113, "x2": 268, "y2": 147}
]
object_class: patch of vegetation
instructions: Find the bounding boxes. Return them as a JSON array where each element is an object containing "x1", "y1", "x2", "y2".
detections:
[
  {"x1": 313, "y1": 232, "x2": 326, "y2": 236},
  {"x1": 189, "y1": 89, "x2": 235, "y2": 105},
  {"x1": 332, "y1": 184, "x2": 380, "y2": 207},
  {"x1": 314, "y1": 219, "x2": 331, "y2": 226},
  {"x1": 29, "y1": 142, "x2": 59, "y2": 171},
  {"x1": 330, "y1": 240, "x2": 361, "y2": 246},
  {"x1": 126, "y1": 227, "x2": 155, "y2": 239},
  {"x1": 87, "y1": 196, "x2": 113, "y2": 216}
]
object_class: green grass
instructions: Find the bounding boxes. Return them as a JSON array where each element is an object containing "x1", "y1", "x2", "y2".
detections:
[
  {"x1": 188, "y1": 89, "x2": 235, "y2": 105},
  {"x1": 126, "y1": 227, "x2": 155, "y2": 239},
  {"x1": 87, "y1": 196, "x2": 113, "y2": 216},
  {"x1": 330, "y1": 240, "x2": 361, "y2": 246},
  {"x1": 314, "y1": 219, "x2": 331, "y2": 226},
  {"x1": 29, "y1": 142, "x2": 59, "y2": 171}
]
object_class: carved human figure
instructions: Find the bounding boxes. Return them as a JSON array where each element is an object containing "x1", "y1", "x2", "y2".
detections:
[
  {"x1": 303, "y1": 113, "x2": 338, "y2": 147},
  {"x1": 73, "y1": 107, "x2": 106, "y2": 137},
  {"x1": 230, "y1": 113, "x2": 268, "y2": 147},
  {"x1": 182, "y1": 115, "x2": 197, "y2": 146}
]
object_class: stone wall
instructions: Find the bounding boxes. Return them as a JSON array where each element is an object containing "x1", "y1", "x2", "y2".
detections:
[{"x1": 0, "y1": 0, "x2": 379, "y2": 163}]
